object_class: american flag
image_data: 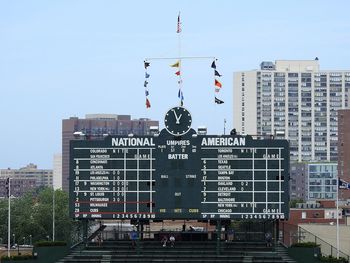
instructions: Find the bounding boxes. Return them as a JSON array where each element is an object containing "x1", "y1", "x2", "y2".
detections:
[{"x1": 177, "y1": 13, "x2": 181, "y2": 33}]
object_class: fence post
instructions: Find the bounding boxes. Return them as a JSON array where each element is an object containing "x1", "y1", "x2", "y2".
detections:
[
  {"x1": 216, "y1": 220, "x2": 221, "y2": 256},
  {"x1": 331, "y1": 243, "x2": 333, "y2": 257}
]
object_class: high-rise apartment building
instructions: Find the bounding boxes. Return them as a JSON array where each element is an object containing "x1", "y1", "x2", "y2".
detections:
[
  {"x1": 234, "y1": 60, "x2": 350, "y2": 162},
  {"x1": 338, "y1": 109, "x2": 350, "y2": 200},
  {"x1": 0, "y1": 163, "x2": 53, "y2": 197},
  {"x1": 62, "y1": 114, "x2": 159, "y2": 192}
]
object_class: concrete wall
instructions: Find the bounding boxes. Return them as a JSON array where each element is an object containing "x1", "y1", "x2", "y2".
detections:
[{"x1": 299, "y1": 223, "x2": 350, "y2": 256}]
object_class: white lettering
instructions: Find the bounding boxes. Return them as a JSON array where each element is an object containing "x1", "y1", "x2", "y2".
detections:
[
  {"x1": 201, "y1": 137, "x2": 246, "y2": 146},
  {"x1": 168, "y1": 154, "x2": 188, "y2": 159},
  {"x1": 111, "y1": 137, "x2": 155, "y2": 147}
]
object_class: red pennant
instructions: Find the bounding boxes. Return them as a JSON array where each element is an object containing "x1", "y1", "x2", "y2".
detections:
[
  {"x1": 146, "y1": 98, "x2": 151, "y2": 108},
  {"x1": 215, "y1": 79, "x2": 222, "y2": 88},
  {"x1": 175, "y1": 71, "x2": 181, "y2": 76}
]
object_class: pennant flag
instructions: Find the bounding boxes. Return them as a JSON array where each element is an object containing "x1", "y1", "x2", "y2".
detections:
[
  {"x1": 175, "y1": 71, "x2": 181, "y2": 76},
  {"x1": 214, "y1": 70, "x2": 222, "y2": 77},
  {"x1": 145, "y1": 90, "x2": 149, "y2": 96},
  {"x1": 144, "y1": 81, "x2": 149, "y2": 87},
  {"x1": 170, "y1": 60, "x2": 180, "y2": 68},
  {"x1": 178, "y1": 90, "x2": 184, "y2": 99},
  {"x1": 180, "y1": 100, "x2": 184, "y2": 106},
  {"x1": 211, "y1": 60, "x2": 216, "y2": 69},
  {"x1": 339, "y1": 178, "x2": 350, "y2": 189},
  {"x1": 146, "y1": 98, "x2": 151, "y2": 108},
  {"x1": 144, "y1": 61, "x2": 150, "y2": 69},
  {"x1": 145, "y1": 72, "x2": 150, "y2": 78},
  {"x1": 215, "y1": 88, "x2": 220, "y2": 93},
  {"x1": 215, "y1": 79, "x2": 222, "y2": 88},
  {"x1": 177, "y1": 12, "x2": 182, "y2": 33},
  {"x1": 215, "y1": 97, "x2": 224, "y2": 104}
]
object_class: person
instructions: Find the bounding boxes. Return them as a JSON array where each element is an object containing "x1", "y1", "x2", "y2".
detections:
[
  {"x1": 161, "y1": 235, "x2": 168, "y2": 247},
  {"x1": 265, "y1": 232, "x2": 272, "y2": 247},
  {"x1": 97, "y1": 233, "x2": 102, "y2": 247},
  {"x1": 228, "y1": 229, "x2": 234, "y2": 242},
  {"x1": 131, "y1": 229, "x2": 138, "y2": 249},
  {"x1": 169, "y1": 235, "x2": 175, "y2": 247}
]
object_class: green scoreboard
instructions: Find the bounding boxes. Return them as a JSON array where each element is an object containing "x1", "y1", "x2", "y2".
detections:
[{"x1": 70, "y1": 107, "x2": 289, "y2": 220}]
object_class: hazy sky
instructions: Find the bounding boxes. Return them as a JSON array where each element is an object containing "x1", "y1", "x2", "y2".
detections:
[{"x1": 1, "y1": 0, "x2": 350, "y2": 169}]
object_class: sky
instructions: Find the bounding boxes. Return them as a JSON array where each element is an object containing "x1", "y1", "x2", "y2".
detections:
[{"x1": 1, "y1": 0, "x2": 350, "y2": 169}]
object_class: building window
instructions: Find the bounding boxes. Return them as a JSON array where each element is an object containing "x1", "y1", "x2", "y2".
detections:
[{"x1": 302, "y1": 212, "x2": 306, "y2": 219}]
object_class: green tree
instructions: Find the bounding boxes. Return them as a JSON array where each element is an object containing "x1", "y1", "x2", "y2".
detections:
[
  {"x1": 289, "y1": 198, "x2": 304, "y2": 208},
  {"x1": 0, "y1": 187, "x2": 75, "y2": 245}
]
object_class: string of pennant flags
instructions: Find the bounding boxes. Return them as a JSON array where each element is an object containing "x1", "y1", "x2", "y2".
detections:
[
  {"x1": 170, "y1": 60, "x2": 184, "y2": 106},
  {"x1": 144, "y1": 61, "x2": 151, "y2": 108},
  {"x1": 212, "y1": 60, "x2": 224, "y2": 104},
  {"x1": 143, "y1": 13, "x2": 224, "y2": 109}
]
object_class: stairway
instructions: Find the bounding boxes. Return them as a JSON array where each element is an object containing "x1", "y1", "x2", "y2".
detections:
[
  {"x1": 57, "y1": 240, "x2": 298, "y2": 263},
  {"x1": 273, "y1": 245, "x2": 297, "y2": 263}
]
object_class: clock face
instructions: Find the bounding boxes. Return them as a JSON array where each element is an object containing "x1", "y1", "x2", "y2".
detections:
[{"x1": 164, "y1": 107, "x2": 192, "y2": 136}]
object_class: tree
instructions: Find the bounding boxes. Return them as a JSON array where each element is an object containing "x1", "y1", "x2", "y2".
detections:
[
  {"x1": 0, "y1": 187, "x2": 75, "y2": 245},
  {"x1": 289, "y1": 198, "x2": 304, "y2": 208}
]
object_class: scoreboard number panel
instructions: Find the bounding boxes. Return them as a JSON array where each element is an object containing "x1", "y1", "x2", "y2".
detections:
[
  {"x1": 70, "y1": 107, "x2": 289, "y2": 220},
  {"x1": 70, "y1": 137, "x2": 157, "y2": 220},
  {"x1": 199, "y1": 137, "x2": 289, "y2": 220}
]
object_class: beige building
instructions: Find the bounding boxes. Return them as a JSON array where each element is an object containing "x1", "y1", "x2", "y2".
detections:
[
  {"x1": 0, "y1": 163, "x2": 53, "y2": 197},
  {"x1": 234, "y1": 59, "x2": 350, "y2": 162}
]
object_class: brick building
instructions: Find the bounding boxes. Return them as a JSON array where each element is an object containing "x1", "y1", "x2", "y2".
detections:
[{"x1": 62, "y1": 114, "x2": 159, "y2": 192}]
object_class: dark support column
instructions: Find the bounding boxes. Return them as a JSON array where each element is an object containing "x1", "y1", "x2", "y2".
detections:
[
  {"x1": 216, "y1": 220, "x2": 221, "y2": 255},
  {"x1": 83, "y1": 220, "x2": 88, "y2": 247},
  {"x1": 224, "y1": 224, "x2": 228, "y2": 241},
  {"x1": 140, "y1": 222, "x2": 144, "y2": 240},
  {"x1": 275, "y1": 220, "x2": 279, "y2": 246}
]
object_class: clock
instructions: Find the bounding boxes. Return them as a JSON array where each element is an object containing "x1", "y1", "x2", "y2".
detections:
[{"x1": 164, "y1": 107, "x2": 192, "y2": 136}]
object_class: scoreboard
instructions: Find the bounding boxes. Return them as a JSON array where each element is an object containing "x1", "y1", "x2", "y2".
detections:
[{"x1": 70, "y1": 107, "x2": 289, "y2": 221}]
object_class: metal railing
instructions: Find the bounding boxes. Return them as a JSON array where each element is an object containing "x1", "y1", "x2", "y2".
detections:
[
  {"x1": 298, "y1": 226, "x2": 349, "y2": 261},
  {"x1": 280, "y1": 222, "x2": 350, "y2": 261},
  {"x1": 97, "y1": 229, "x2": 267, "y2": 242}
]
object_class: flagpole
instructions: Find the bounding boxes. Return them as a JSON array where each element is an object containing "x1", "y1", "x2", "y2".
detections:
[
  {"x1": 7, "y1": 178, "x2": 11, "y2": 258},
  {"x1": 144, "y1": 14, "x2": 224, "y2": 107},
  {"x1": 336, "y1": 178, "x2": 339, "y2": 259},
  {"x1": 177, "y1": 11, "x2": 183, "y2": 107},
  {"x1": 224, "y1": 119, "x2": 226, "y2": 135}
]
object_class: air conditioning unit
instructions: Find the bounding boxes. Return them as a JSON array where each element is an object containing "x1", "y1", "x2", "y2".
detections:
[
  {"x1": 150, "y1": 126, "x2": 159, "y2": 135},
  {"x1": 197, "y1": 126, "x2": 207, "y2": 135}
]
